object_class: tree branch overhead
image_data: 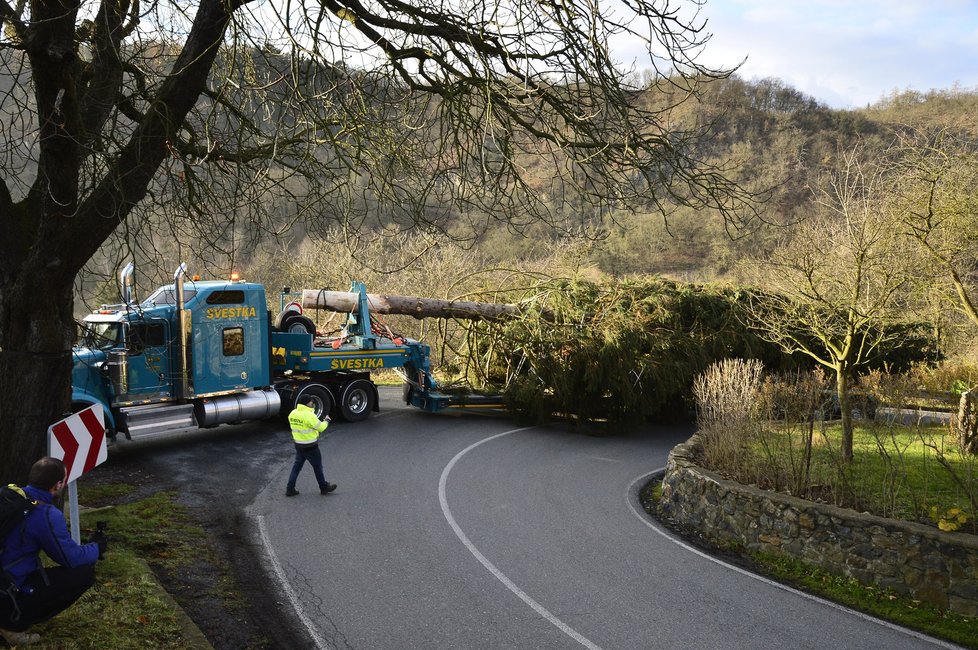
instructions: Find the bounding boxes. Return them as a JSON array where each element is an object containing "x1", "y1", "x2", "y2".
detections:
[{"x1": 0, "y1": 0, "x2": 750, "y2": 480}]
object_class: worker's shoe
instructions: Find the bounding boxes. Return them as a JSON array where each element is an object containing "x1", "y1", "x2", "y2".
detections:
[
  {"x1": 0, "y1": 628, "x2": 41, "y2": 645},
  {"x1": 320, "y1": 483, "x2": 337, "y2": 495},
  {"x1": 285, "y1": 488, "x2": 300, "y2": 497}
]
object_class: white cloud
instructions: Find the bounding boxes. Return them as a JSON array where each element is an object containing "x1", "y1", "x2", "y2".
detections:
[{"x1": 678, "y1": 0, "x2": 978, "y2": 107}]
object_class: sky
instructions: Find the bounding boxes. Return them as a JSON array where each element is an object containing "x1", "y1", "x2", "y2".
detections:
[{"x1": 630, "y1": 0, "x2": 978, "y2": 109}]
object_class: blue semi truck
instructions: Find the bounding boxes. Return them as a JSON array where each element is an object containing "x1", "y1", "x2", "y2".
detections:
[{"x1": 72, "y1": 263, "x2": 501, "y2": 440}]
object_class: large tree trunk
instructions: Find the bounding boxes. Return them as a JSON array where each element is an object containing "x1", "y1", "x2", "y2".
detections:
[
  {"x1": 836, "y1": 366, "x2": 853, "y2": 462},
  {"x1": 301, "y1": 289, "x2": 524, "y2": 321},
  {"x1": 0, "y1": 271, "x2": 76, "y2": 483},
  {"x1": 0, "y1": 0, "x2": 246, "y2": 481},
  {"x1": 956, "y1": 390, "x2": 978, "y2": 456}
]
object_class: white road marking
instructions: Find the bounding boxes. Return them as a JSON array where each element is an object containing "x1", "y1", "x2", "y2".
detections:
[
  {"x1": 626, "y1": 470, "x2": 962, "y2": 650},
  {"x1": 259, "y1": 409, "x2": 955, "y2": 650},
  {"x1": 257, "y1": 514, "x2": 332, "y2": 650},
  {"x1": 439, "y1": 427, "x2": 604, "y2": 650}
]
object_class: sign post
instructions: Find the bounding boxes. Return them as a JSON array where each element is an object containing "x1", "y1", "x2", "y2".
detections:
[{"x1": 47, "y1": 405, "x2": 108, "y2": 542}]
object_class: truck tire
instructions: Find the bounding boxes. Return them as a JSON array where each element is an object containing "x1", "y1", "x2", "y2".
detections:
[
  {"x1": 72, "y1": 401, "x2": 116, "y2": 443},
  {"x1": 339, "y1": 379, "x2": 376, "y2": 422},
  {"x1": 294, "y1": 384, "x2": 333, "y2": 421}
]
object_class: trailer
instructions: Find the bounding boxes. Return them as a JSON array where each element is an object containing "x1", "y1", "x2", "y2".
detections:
[{"x1": 71, "y1": 264, "x2": 503, "y2": 440}]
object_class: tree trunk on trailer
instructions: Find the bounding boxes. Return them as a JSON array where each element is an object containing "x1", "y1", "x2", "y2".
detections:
[{"x1": 301, "y1": 289, "x2": 525, "y2": 321}]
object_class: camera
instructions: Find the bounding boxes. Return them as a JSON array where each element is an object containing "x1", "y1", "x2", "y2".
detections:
[{"x1": 92, "y1": 521, "x2": 109, "y2": 558}]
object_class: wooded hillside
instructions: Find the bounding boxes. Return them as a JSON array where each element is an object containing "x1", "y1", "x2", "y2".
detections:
[
  {"x1": 79, "y1": 72, "x2": 978, "y2": 303},
  {"x1": 74, "y1": 70, "x2": 978, "y2": 427}
]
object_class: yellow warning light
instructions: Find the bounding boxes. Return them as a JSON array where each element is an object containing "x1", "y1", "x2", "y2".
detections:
[
  {"x1": 229, "y1": 271, "x2": 241, "y2": 281},
  {"x1": 192, "y1": 275, "x2": 201, "y2": 281}
]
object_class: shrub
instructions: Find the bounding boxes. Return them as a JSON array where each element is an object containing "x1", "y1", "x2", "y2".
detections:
[{"x1": 693, "y1": 359, "x2": 764, "y2": 471}]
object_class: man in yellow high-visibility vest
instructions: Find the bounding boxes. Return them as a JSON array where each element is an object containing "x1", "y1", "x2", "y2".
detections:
[{"x1": 285, "y1": 397, "x2": 337, "y2": 496}]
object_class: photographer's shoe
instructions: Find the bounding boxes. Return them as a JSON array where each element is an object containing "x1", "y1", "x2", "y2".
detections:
[
  {"x1": 285, "y1": 488, "x2": 299, "y2": 497},
  {"x1": 0, "y1": 628, "x2": 41, "y2": 645},
  {"x1": 320, "y1": 483, "x2": 337, "y2": 495}
]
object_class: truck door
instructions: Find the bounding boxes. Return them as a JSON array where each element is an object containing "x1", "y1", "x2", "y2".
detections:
[
  {"x1": 125, "y1": 320, "x2": 172, "y2": 397},
  {"x1": 191, "y1": 287, "x2": 268, "y2": 395},
  {"x1": 218, "y1": 323, "x2": 249, "y2": 391}
]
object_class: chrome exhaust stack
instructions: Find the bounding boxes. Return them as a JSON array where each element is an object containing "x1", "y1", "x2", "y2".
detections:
[
  {"x1": 174, "y1": 263, "x2": 192, "y2": 400},
  {"x1": 118, "y1": 262, "x2": 135, "y2": 305}
]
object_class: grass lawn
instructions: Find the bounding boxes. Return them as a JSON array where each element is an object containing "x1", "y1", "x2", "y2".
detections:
[
  {"x1": 753, "y1": 551, "x2": 978, "y2": 648},
  {"x1": 26, "y1": 488, "x2": 212, "y2": 649},
  {"x1": 692, "y1": 417, "x2": 978, "y2": 645},
  {"x1": 747, "y1": 420, "x2": 977, "y2": 534}
]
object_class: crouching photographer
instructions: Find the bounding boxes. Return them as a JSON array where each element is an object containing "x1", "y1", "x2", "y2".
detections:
[{"x1": 0, "y1": 457, "x2": 106, "y2": 646}]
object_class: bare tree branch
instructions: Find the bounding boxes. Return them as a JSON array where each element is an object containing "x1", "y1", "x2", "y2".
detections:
[{"x1": 0, "y1": 0, "x2": 752, "y2": 480}]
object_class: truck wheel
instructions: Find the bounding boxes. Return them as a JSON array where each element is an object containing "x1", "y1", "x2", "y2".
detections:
[
  {"x1": 72, "y1": 401, "x2": 116, "y2": 443},
  {"x1": 294, "y1": 384, "x2": 333, "y2": 420},
  {"x1": 339, "y1": 379, "x2": 376, "y2": 422}
]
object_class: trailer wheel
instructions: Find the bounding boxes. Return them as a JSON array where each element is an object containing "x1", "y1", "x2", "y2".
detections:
[
  {"x1": 339, "y1": 379, "x2": 375, "y2": 422},
  {"x1": 294, "y1": 384, "x2": 333, "y2": 420}
]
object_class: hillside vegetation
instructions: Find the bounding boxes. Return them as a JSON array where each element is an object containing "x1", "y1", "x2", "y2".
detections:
[
  {"x1": 78, "y1": 74, "x2": 978, "y2": 424},
  {"x1": 82, "y1": 75, "x2": 978, "y2": 291}
]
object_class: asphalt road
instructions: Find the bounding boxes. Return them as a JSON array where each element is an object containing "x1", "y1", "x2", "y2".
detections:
[{"x1": 242, "y1": 387, "x2": 955, "y2": 650}]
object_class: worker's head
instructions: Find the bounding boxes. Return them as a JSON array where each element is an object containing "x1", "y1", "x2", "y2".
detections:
[
  {"x1": 302, "y1": 397, "x2": 317, "y2": 409},
  {"x1": 28, "y1": 456, "x2": 68, "y2": 493}
]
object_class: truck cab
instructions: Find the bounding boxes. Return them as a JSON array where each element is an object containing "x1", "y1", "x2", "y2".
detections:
[{"x1": 72, "y1": 264, "x2": 277, "y2": 439}]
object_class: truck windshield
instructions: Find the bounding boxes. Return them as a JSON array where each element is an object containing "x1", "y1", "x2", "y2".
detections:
[
  {"x1": 76, "y1": 322, "x2": 122, "y2": 350},
  {"x1": 142, "y1": 287, "x2": 197, "y2": 306}
]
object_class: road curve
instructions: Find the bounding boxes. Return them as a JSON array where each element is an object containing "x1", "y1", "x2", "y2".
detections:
[{"x1": 250, "y1": 387, "x2": 955, "y2": 650}]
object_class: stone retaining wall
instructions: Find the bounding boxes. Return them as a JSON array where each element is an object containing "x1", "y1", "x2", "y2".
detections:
[{"x1": 658, "y1": 434, "x2": 978, "y2": 617}]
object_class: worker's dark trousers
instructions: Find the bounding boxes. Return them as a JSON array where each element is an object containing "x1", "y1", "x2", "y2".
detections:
[
  {"x1": 287, "y1": 443, "x2": 329, "y2": 491},
  {"x1": 0, "y1": 564, "x2": 95, "y2": 631}
]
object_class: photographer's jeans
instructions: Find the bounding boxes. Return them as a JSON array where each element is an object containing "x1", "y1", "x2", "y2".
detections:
[{"x1": 0, "y1": 564, "x2": 94, "y2": 631}]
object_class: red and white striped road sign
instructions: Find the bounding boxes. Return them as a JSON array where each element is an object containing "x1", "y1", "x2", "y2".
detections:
[{"x1": 47, "y1": 404, "x2": 108, "y2": 483}]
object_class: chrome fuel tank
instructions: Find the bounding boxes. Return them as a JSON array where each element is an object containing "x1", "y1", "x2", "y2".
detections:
[{"x1": 194, "y1": 388, "x2": 281, "y2": 426}]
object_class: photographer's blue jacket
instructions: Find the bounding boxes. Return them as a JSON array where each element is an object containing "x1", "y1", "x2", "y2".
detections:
[{"x1": 1, "y1": 485, "x2": 99, "y2": 587}]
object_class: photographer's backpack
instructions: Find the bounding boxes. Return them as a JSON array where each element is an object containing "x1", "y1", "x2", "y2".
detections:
[{"x1": 0, "y1": 485, "x2": 37, "y2": 618}]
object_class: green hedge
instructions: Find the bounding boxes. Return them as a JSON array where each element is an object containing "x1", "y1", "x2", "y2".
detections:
[{"x1": 465, "y1": 277, "x2": 937, "y2": 428}]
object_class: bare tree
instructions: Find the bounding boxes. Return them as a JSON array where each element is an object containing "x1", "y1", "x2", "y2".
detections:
[
  {"x1": 890, "y1": 128, "x2": 978, "y2": 454},
  {"x1": 747, "y1": 148, "x2": 912, "y2": 460},
  {"x1": 890, "y1": 128, "x2": 978, "y2": 329},
  {"x1": 0, "y1": 0, "x2": 750, "y2": 480}
]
